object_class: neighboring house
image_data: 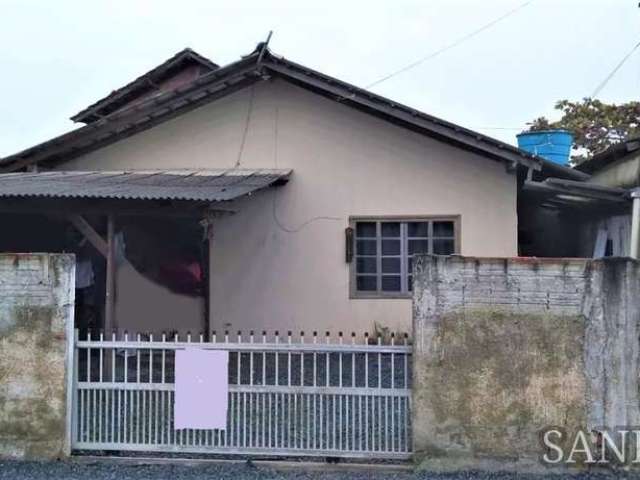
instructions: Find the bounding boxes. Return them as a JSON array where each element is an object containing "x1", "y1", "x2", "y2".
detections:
[
  {"x1": 0, "y1": 44, "x2": 544, "y2": 336},
  {"x1": 517, "y1": 138, "x2": 635, "y2": 259},
  {"x1": 573, "y1": 138, "x2": 640, "y2": 258},
  {"x1": 578, "y1": 137, "x2": 640, "y2": 189}
]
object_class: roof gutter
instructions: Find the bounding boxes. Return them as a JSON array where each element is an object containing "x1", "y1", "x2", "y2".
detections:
[{"x1": 538, "y1": 158, "x2": 591, "y2": 181}]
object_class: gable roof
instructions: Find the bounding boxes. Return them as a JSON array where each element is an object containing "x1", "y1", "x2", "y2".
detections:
[
  {"x1": 71, "y1": 48, "x2": 219, "y2": 124},
  {"x1": 0, "y1": 45, "x2": 543, "y2": 172}
]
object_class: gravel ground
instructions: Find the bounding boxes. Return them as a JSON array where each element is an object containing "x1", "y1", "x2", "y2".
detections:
[{"x1": 0, "y1": 460, "x2": 639, "y2": 480}]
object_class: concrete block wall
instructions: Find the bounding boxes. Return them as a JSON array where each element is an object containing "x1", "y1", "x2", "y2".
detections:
[
  {"x1": 0, "y1": 254, "x2": 75, "y2": 459},
  {"x1": 412, "y1": 255, "x2": 640, "y2": 472}
]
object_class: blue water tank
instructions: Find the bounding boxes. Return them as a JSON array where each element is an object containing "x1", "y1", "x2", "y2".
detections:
[{"x1": 516, "y1": 130, "x2": 573, "y2": 165}]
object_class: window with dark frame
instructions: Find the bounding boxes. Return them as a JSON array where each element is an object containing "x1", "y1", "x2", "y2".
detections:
[{"x1": 353, "y1": 218, "x2": 457, "y2": 296}]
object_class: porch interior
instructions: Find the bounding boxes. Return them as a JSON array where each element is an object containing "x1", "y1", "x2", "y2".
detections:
[
  {"x1": 0, "y1": 211, "x2": 207, "y2": 338},
  {"x1": 518, "y1": 175, "x2": 631, "y2": 258},
  {"x1": 0, "y1": 169, "x2": 291, "y2": 339}
]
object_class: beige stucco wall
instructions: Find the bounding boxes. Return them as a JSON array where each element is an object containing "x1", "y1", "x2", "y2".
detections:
[{"x1": 61, "y1": 79, "x2": 518, "y2": 335}]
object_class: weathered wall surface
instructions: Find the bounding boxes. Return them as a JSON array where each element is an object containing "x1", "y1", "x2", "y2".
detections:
[
  {"x1": 0, "y1": 254, "x2": 75, "y2": 459},
  {"x1": 59, "y1": 79, "x2": 518, "y2": 335},
  {"x1": 588, "y1": 152, "x2": 640, "y2": 189},
  {"x1": 582, "y1": 257, "x2": 640, "y2": 438},
  {"x1": 412, "y1": 255, "x2": 640, "y2": 472}
]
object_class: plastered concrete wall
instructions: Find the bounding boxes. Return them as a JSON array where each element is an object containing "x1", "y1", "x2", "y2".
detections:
[
  {"x1": 0, "y1": 254, "x2": 75, "y2": 459},
  {"x1": 581, "y1": 257, "x2": 640, "y2": 439},
  {"x1": 588, "y1": 153, "x2": 640, "y2": 189},
  {"x1": 412, "y1": 256, "x2": 640, "y2": 472},
  {"x1": 60, "y1": 79, "x2": 518, "y2": 334}
]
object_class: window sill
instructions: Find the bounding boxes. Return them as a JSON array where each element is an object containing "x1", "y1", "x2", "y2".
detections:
[{"x1": 350, "y1": 293, "x2": 412, "y2": 300}]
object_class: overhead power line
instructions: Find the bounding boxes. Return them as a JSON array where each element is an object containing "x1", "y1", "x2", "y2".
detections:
[
  {"x1": 472, "y1": 126, "x2": 524, "y2": 130},
  {"x1": 591, "y1": 38, "x2": 640, "y2": 98},
  {"x1": 365, "y1": 0, "x2": 536, "y2": 90}
]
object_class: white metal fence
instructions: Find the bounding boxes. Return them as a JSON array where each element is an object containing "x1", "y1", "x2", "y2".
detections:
[{"x1": 70, "y1": 330, "x2": 412, "y2": 459}]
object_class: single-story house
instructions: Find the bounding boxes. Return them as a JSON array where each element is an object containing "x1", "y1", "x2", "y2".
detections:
[{"x1": 0, "y1": 43, "x2": 558, "y2": 337}]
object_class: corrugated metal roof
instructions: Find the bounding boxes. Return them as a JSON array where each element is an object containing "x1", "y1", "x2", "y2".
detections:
[
  {"x1": 0, "y1": 169, "x2": 291, "y2": 202},
  {"x1": 575, "y1": 137, "x2": 640, "y2": 175}
]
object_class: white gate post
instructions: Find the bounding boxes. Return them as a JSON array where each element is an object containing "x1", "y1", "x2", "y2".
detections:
[{"x1": 64, "y1": 324, "x2": 78, "y2": 456}]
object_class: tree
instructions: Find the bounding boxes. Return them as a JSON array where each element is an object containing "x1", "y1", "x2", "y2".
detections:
[{"x1": 527, "y1": 98, "x2": 640, "y2": 164}]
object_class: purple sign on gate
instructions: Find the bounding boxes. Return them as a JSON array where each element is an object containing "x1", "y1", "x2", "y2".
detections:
[{"x1": 174, "y1": 348, "x2": 229, "y2": 430}]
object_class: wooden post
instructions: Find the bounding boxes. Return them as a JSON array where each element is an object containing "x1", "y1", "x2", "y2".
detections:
[{"x1": 104, "y1": 214, "x2": 116, "y2": 334}]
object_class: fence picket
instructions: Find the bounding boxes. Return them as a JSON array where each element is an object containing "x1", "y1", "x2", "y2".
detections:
[{"x1": 70, "y1": 329, "x2": 412, "y2": 459}]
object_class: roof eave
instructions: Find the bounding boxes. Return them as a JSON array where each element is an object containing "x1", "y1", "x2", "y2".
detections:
[
  {"x1": 1, "y1": 48, "x2": 543, "y2": 173},
  {"x1": 0, "y1": 168, "x2": 292, "y2": 203},
  {"x1": 0, "y1": 54, "x2": 262, "y2": 172},
  {"x1": 537, "y1": 158, "x2": 591, "y2": 181},
  {"x1": 576, "y1": 138, "x2": 640, "y2": 175},
  {"x1": 262, "y1": 55, "x2": 542, "y2": 171},
  {"x1": 523, "y1": 177, "x2": 631, "y2": 206}
]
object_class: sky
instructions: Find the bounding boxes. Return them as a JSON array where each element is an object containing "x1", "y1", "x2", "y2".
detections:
[{"x1": 0, "y1": 0, "x2": 638, "y2": 157}]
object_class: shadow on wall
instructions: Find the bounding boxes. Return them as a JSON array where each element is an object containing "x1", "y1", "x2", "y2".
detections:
[
  {"x1": 112, "y1": 218, "x2": 206, "y2": 337},
  {"x1": 114, "y1": 261, "x2": 204, "y2": 337}
]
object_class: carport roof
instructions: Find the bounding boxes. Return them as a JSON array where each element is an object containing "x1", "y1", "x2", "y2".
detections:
[{"x1": 0, "y1": 168, "x2": 291, "y2": 202}]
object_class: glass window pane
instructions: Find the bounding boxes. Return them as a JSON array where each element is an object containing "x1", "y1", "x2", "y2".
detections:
[
  {"x1": 408, "y1": 222, "x2": 429, "y2": 237},
  {"x1": 433, "y1": 239, "x2": 455, "y2": 255},
  {"x1": 356, "y1": 240, "x2": 376, "y2": 255},
  {"x1": 382, "y1": 239, "x2": 400, "y2": 255},
  {"x1": 381, "y1": 276, "x2": 401, "y2": 292},
  {"x1": 356, "y1": 222, "x2": 377, "y2": 238},
  {"x1": 408, "y1": 276, "x2": 413, "y2": 292},
  {"x1": 433, "y1": 221, "x2": 454, "y2": 237},
  {"x1": 356, "y1": 275, "x2": 377, "y2": 291},
  {"x1": 356, "y1": 257, "x2": 377, "y2": 274},
  {"x1": 382, "y1": 257, "x2": 401, "y2": 273},
  {"x1": 409, "y1": 239, "x2": 429, "y2": 255},
  {"x1": 381, "y1": 222, "x2": 400, "y2": 237}
]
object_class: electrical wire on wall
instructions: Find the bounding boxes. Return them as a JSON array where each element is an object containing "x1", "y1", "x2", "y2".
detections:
[
  {"x1": 271, "y1": 190, "x2": 342, "y2": 234},
  {"x1": 270, "y1": 106, "x2": 341, "y2": 233},
  {"x1": 234, "y1": 84, "x2": 256, "y2": 168}
]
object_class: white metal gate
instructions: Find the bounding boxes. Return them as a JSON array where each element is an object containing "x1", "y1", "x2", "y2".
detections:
[{"x1": 70, "y1": 330, "x2": 412, "y2": 459}]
